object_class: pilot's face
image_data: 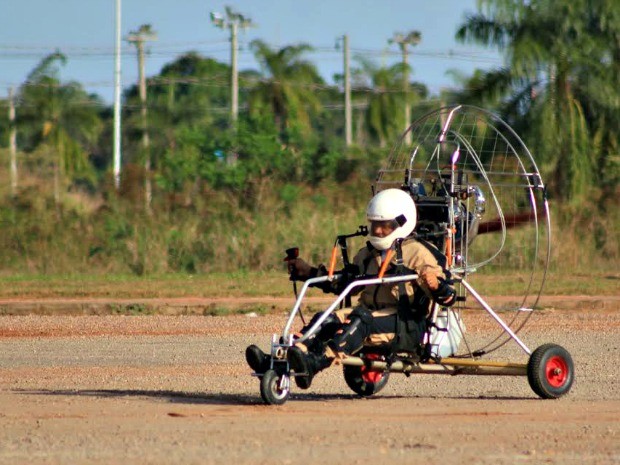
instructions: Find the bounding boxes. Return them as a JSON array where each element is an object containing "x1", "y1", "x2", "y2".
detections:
[{"x1": 370, "y1": 220, "x2": 396, "y2": 238}]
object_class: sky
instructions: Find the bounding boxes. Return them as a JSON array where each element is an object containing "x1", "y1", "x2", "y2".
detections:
[{"x1": 1, "y1": 0, "x2": 503, "y2": 104}]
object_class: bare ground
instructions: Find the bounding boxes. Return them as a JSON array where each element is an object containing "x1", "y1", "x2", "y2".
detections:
[{"x1": 0, "y1": 300, "x2": 619, "y2": 464}]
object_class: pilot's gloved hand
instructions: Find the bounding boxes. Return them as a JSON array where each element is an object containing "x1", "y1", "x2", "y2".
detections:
[
  {"x1": 419, "y1": 267, "x2": 456, "y2": 306},
  {"x1": 419, "y1": 267, "x2": 440, "y2": 291},
  {"x1": 288, "y1": 258, "x2": 316, "y2": 281}
]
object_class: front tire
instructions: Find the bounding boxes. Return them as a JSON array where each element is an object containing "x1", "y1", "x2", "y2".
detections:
[
  {"x1": 527, "y1": 344, "x2": 574, "y2": 399},
  {"x1": 343, "y1": 355, "x2": 390, "y2": 397},
  {"x1": 260, "y1": 369, "x2": 290, "y2": 405}
]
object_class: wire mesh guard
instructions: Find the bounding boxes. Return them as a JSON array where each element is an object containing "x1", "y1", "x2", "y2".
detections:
[{"x1": 375, "y1": 105, "x2": 551, "y2": 355}]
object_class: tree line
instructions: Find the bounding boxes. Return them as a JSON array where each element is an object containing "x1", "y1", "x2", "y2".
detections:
[{"x1": 0, "y1": 0, "x2": 617, "y2": 275}]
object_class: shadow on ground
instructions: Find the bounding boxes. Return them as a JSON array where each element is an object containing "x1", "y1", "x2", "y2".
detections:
[{"x1": 14, "y1": 388, "x2": 531, "y2": 406}]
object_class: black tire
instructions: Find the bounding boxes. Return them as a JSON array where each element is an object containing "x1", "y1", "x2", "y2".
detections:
[
  {"x1": 259, "y1": 369, "x2": 290, "y2": 405},
  {"x1": 343, "y1": 357, "x2": 390, "y2": 397},
  {"x1": 527, "y1": 343, "x2": 574, "y2": 399}
]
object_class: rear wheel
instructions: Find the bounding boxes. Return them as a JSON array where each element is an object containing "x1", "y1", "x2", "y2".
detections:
[
  {"x1": 343, "y1": 355, "x2": 390, "y2": 397},
  {"x1": 260, "y1": 369, "x2": 290, "y2": 405},
  {"x1": 527, "y1": 344, "x2": 574, "y2": 399}
]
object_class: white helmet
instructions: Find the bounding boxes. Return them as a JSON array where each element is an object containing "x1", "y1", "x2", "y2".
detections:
[{"x1": 366, "y1": 188, "x2": 417, "y2": 250}]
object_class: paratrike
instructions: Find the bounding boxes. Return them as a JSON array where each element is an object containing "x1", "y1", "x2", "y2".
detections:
[{"x1": 249, "y1": 104, "x2": 574, "y2": 405}]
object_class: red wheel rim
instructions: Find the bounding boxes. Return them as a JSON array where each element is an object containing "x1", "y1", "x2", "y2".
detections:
[
  {"x1": 545, "y1": 355, "x2": 569, "y2": 388},
  {"x1": 361, "y1": 354, "x2": 384, "y2": 384},
  {"x1": 361, "y1": 366, "x2": 383, "y2": 384}
]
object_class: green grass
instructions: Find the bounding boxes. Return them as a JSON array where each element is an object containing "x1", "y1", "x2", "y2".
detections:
[
  {"x1": 0, "y1": 270, "x2": 616, "y2": 300},
  {"x1": 0, "y1": 271, "x2": 289, "y2": 299},
  {"x1": 463, "y1": 271, "x2": 620, "y2": 296}
]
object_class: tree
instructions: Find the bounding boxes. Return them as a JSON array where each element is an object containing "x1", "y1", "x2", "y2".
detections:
[
  {"x1": 16, "y1": 52, "x2": 103, "y2": 201},
  {"x1": 125, "y1": 53, "x2": 230, "y2": 164},
  {"x1": 456, "y1": 0, "x2": 620, "y2": 204},
  {"x1": 353, "y1": 58, "x2": 420, "y2": 148},
  {"x1": 146, "y1": 52, "x2": 231, "y2": 144},
  {"x1": 247, "y1": 40, "x2": 324, "y2": 137}
]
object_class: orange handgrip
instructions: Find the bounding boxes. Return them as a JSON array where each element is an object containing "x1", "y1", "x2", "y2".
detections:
[
  {"x1": 445, "y1": 236, "x2": 452, "y2": 267},
  {"x1": 444, "y1": 227, "x2": 455, "y2": 267},
  {"x1": 328, "y1": 245, "x2": 339, "y2": 278},
  {"x1": 377, "y1": 249, "x2": 394, "y2": 279}
]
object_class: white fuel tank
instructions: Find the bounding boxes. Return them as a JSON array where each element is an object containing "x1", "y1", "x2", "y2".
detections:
[{"x1": 427, "y1": 308, "x2": 465, "y2": 358}]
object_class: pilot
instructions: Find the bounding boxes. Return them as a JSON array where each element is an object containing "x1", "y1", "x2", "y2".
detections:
[{"x1": 245, "y1": 188, "x2": 456, "y2": 388}]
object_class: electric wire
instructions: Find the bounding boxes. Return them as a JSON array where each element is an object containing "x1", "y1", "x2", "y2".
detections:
[{"x1": 0, "y1": 38, "x2": 502, "y2": 95}]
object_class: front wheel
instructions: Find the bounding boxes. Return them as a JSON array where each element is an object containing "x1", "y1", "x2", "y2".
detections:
[
  {"x1": 343, "y1": 355, "x2": 390, "y2": 397},
  {"x1": 260, "y1": 369, "x2": 290, "y2": 405},
  {"x1": 527, "y1": 343, "x2": 574, "y2": 399}
]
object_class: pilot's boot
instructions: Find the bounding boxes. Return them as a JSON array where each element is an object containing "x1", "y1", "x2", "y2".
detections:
[
  {"x1": 245, "y1": 344, "x2": 271, "y2": 373},
  {"x1": 287, "y1": 346, "x2": 332, "y2": 389}
]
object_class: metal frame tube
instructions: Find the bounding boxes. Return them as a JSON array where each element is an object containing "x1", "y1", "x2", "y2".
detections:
[
  {"x1": 341, "y1": 356, "x2": 527, "y2": 376},
  {"x1": 460, "y1": 279, "x2": 531, "y2": 355},
  {"x1": 283, "y1": 275, "x2": 532, "y2": 354},
  {"x1": 282, "y1": 274, "x2": 419, "y2": 340}
]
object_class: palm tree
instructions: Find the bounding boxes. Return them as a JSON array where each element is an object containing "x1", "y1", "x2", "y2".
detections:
[
  {"x1": 138, "y1": 52, "x2": 231, "y2": 149},
  {"x1": 132, "y1": 53, "x2": 232, "y2": 198},
  {"x1": 456, "y1": 0, "x2": 619, "y2": 203},
  {"x1": 571, "y1": 0, "x2": 620, "y2": 200},
  {"x1": 17, "y1": 52, "x2": 102, "y2": 202},
  {"x1": 247, "y1": 40, "x2": 324, "y2": 137},
  {"x1": 353, "y1": 58, "x2": 418, "y2": 148}
]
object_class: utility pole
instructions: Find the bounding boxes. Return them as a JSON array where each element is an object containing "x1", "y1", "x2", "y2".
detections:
[
  {"x1": 389, "y1": 31, "x2": 421, "y2": 145},
  {"x1": 8, "y1": 87, "x2": 17, "y2": 196},
  {"x1": 127, "y1": 24, "x2": 157, "y2": 213},
  {"x1": 210, "y1": 7, "x2": 254, "y2": 125},
  {"x1": 340, "y1": 35, "x2": 352, "y2": 147},
  {"x1": 113, "y1": 0, "x2": 122, "y2": 190}
]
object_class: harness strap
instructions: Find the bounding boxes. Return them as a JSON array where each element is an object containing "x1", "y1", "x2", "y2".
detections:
[
  {"x1": 416, "y1": 237, "x2": 451, "y2": 280},
  {"x1": 393, "y1": 239, "x2": 426, "y2": 355},
  {"x1": 394, "y1": 239, "x2": 409, "y2": 311}
]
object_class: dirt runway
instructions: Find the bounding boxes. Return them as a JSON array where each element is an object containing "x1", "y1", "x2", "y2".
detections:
[{"x1": 1, "y1": 307, "x2": 619, "y2": 464}]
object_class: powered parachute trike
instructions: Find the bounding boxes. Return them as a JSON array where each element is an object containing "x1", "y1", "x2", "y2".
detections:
[{"x1": 250, "y1": 105, "x2": 574, "y2": 405}]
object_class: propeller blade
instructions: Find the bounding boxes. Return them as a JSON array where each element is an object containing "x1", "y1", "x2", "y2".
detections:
[{"x1": 478, "y1": 210, "x2": 546, "y2": 235}]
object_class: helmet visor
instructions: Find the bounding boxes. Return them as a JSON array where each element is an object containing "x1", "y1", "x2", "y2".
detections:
[{"x1": 369, "y1": 219, "x2": 399, "y2": 237}]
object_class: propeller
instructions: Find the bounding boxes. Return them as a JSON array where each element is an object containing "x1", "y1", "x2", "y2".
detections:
[{"x1": 477, "y1": 210, "x2": 547, "y2": 235}]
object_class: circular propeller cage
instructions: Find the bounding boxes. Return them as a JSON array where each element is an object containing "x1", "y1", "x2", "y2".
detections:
[{"x1": 374, "y1": 105, "x2": 551, "y2": 355}]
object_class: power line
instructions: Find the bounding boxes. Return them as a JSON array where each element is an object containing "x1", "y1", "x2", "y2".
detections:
[{"x1": 0, "y1": 39, "x2": 501, "y2": 63}]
